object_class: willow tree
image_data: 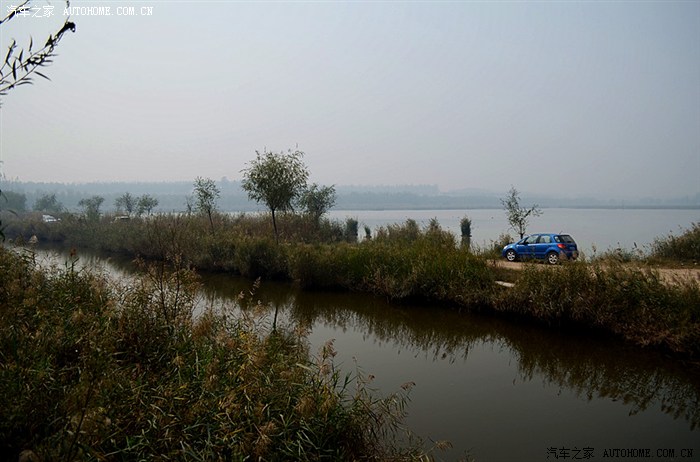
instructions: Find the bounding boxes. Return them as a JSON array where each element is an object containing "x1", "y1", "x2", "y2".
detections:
[{"x1": 241, "y1": 148, "x2": 309, "y2": 244}]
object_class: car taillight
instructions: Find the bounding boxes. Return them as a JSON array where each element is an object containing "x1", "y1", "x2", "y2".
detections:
[{"x1": 557, "y1": 243, "x2": 566, "y2": 249}]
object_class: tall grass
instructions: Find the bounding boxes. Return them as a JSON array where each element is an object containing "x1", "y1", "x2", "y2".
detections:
[
  {"x1": 495, "y1": 261, "x2": 700, "y2": 355},
  {"x1": 0, "y1": 247, "x2": 428, "y2": 461},
  {"x1": 288, "y1": 220, "x2": 495, "y2": 306},
  {"x1": 651, "y1": 222, "x2": 700, "y2": 263}
]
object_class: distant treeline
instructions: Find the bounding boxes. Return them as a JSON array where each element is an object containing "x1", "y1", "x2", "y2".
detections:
[{"x1": 2, "y1": 179, "x2": 699, "y2": 213}]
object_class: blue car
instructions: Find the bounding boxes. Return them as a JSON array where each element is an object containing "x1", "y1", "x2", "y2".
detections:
[{"x1": 502, "y1": 233, "x2": 578, "y2": 265}]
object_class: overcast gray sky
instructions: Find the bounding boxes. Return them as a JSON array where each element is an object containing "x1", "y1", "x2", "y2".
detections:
[{"x1": 1, "y1": 1, "x2": 698, "y2": 199}]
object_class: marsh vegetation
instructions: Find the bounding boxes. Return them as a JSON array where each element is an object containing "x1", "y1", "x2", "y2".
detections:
[
  {"x1": 5, "y1": 211, "x2": 700, "y2": 356},
  {"x1": 0, "y1": 247, "x2": 434, "y2": 461}
]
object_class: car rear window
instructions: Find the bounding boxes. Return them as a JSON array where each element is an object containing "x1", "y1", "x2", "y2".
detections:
[{"x1": 556, "y1": 235, "x2": 575, "y2": 243}]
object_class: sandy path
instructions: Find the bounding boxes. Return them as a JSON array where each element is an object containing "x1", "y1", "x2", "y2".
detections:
[{"x1": 491, "y1": 260, "x2": 700, "y2": 286}]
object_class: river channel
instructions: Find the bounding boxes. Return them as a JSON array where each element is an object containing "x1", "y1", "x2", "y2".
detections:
[{"x1": 28, "y1": 246, "x2": 700, "y2": 461}]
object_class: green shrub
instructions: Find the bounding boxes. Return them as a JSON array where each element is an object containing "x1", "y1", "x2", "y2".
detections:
[
  {"x1": 289, "y1": 244, "x2": 345, "y2": 290},
  {"x1": 233, "y1": 236, "x2": 288, "y2": 279},
  {"x1": 479, "y1": 232, "x2": 514, "y2": 258},
  {"x1": 344, "y1": 217, "x2": 359, "y2": 243}
]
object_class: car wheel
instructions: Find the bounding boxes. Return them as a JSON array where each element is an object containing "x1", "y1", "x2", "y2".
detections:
[
  {"x1": 506, "y1": 249, "x2": 517, "y2": 262},
  {"x1": 546, "y1": 252, "x2": 559, "y2": 265}
]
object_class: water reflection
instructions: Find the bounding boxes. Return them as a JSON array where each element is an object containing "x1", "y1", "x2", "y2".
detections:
[
  {"x1": 198, "y1": 270, "x2": 700, "y2": 431},
  {"x1": 509, "y1": 330, "x2": 700, "y2": 430}
]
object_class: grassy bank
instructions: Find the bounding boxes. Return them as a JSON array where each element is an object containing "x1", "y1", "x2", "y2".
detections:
[
  {"x1": 494, "y1": 261, "x2": 700, "y2": 353},
  {"x1": 651, "y1": 222, "x2": 700, "y2": 264},
  {"x1": 0, "y1": 247, "x2": 429, "y2": 461},
  {"x1": 6, "y1": 213, "x2": 700, "y2": 357},
  {"x1": 587, "y1": 222, "x2": 700, "y2": 265}
]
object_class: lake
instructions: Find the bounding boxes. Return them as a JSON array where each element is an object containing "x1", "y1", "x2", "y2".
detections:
[
  {"x1": 28, "y1": 238, "x2": 700, "y2": 462},
  {"x1": 328, "y1": 208, "x2": 699, "y2": 256}
]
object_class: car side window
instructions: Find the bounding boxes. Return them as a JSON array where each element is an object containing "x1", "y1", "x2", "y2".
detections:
[
  {"x1": 523, "y1": 235, "x2": 537, "y2": 244},
  {"x1": 538, "y1": 235, "x2": 551, "y2": 244}
]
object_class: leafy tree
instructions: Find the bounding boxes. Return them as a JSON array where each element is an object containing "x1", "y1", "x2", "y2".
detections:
[
  {"x1": 298, "y1": 183, "x2": 336, "y2": 224},
  {"x1": 241, "y1": 148, "x2": 309, "y2": 243},
  {"x1": 0, "y1": 1, "x2": 76, "y2": 103},
  {"x1": 501, "y1": 186, "x2": 542, "y2": 239},
  {"x1": 137, "y1": 194, "x2": 158, "y2": 216},
  {"x1": 33, "y1": 193, "x2": 64, "y2": 214},
  {"x1": 193, "y1": 177, "x2": 220, "y2": 233},
  {"x1": 2, "y1": 190, "x2": 27, "y2": 213},
  {"x1": 114, "y1": 192, "x2": 136, "y2": 216},
  {"x1": 78, "y1": 195, "x2": 104, "y2": 222}
]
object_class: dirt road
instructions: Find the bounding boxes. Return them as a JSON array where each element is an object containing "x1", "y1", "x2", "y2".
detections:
[{"x1": 492, "y1": 260, "x2": 700, "y2": 286}]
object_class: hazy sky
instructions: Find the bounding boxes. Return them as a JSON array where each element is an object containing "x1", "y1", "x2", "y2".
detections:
[{"x1": 1, "y1": 1, "x2": 698, "y2": 199}]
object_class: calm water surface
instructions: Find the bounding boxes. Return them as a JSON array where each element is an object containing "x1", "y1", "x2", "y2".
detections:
[
  {"x1": 28, "y1": 226, "x2": 700, "y2": 461},
  {"x1": 197, "y1": 276, "x2": 700, "y2": 461}
]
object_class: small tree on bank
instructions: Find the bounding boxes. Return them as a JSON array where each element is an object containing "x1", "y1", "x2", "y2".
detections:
[
  {"x1": 137, "y1": 194, "x2": 158, "y2": 216},
  {"x1": 501, "y1": 186, "x2": 542, "y2": 239},
  {"x1": 78, "y1": 195, "x2": 104, "y2": 222},
  {"x1": 115, "y1": 192, "x2": 136, "y2": 217},
  {"x1": 241, "y1": 148, "x2": 309, "y2": 244},
  {"x1": 193, "y1": 177, "x2": 220, "y2": 233},
  {"x1": 298, "y1": 183, "x2": 336, "y2": 225}
]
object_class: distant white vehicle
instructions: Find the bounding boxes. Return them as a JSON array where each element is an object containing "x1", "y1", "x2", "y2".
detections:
[{"x1": 42, "y1": 214, "x2": 60, "y2": 223}]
